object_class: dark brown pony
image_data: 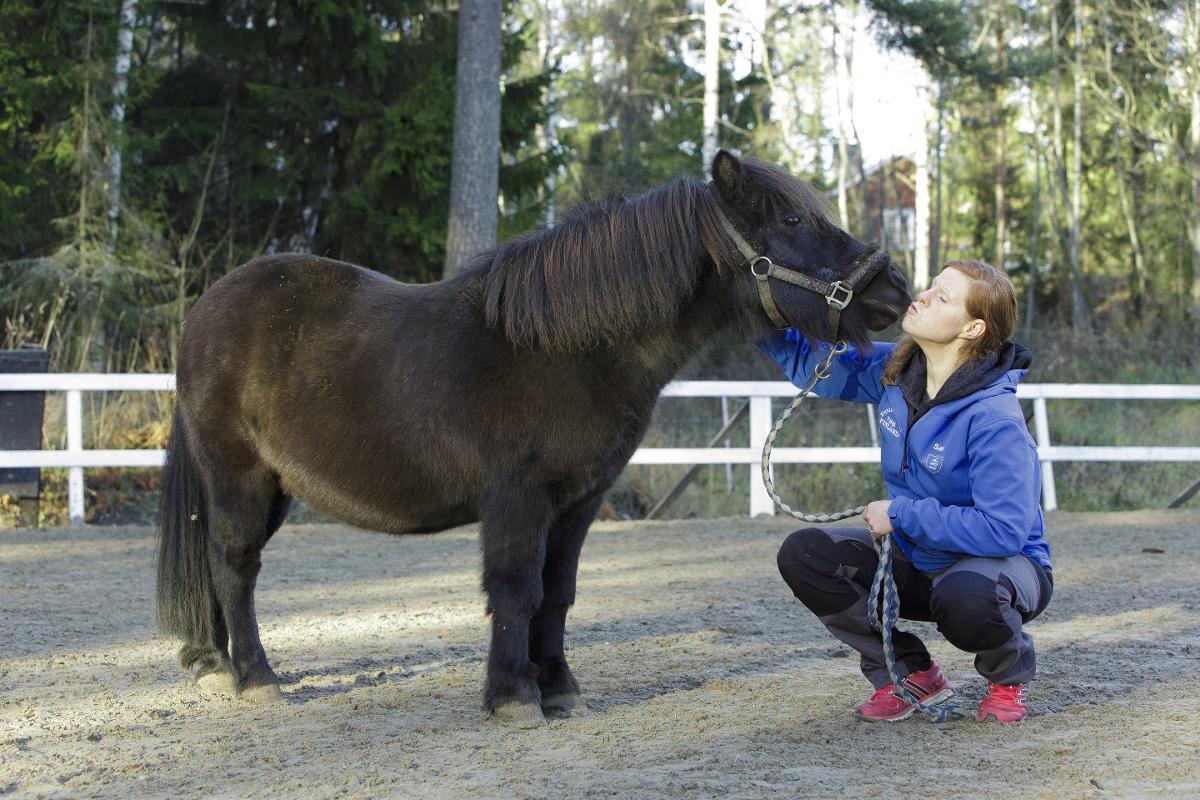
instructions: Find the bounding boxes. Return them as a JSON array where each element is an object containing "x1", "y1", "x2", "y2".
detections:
[{"x1": 156, "y1": 151, "x2": 911, "y2": 727}]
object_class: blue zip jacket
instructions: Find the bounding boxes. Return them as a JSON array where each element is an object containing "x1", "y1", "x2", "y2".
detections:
[{"x1": 758, "y1": 329, "x2": 1051, "y2": 574}]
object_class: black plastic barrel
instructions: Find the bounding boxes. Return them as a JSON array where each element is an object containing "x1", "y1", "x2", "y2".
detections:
[{"x1": 1, "y1": 345, "x2": 50, "y2": 527}]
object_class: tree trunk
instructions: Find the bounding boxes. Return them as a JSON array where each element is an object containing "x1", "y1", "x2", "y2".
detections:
[
  {"x1": 1113, "y1": 128, "x2": 1146, "y2": 319},
  {"x1": 105, "y1": 0, "x2": 138, "y2": 252},
  {"x1": 993, "y1": 4, "x2": 1007, "y2": 271},
  {"x1": 879, "y1": 157, "x2": 889, "y2": 249},
  {"x1": 301, "y1": 117, "x2": 339, "y2": 254},
  {"x1": 1025, "y1": 148, "x2": 1041, "y2": 336},
  {"x1": 913, "y1": 78, "x2": 932, "y2": 290},
  {"x1": 1069, "y1": 0, "x2": 1089, "y2": 327},
  {"x1": 933, "y1": 83, "x2": 944, "y2": 272},
  {"x1": 833, "y1": 4, "x2": 852, "y2": 229},
  {"x1": 1049, "y1": 5, "x2": 1077, "y2": 323},
  {"x1": 444, "y1": 0, "x2": 503, "y2": 278},
  {"x1": 536, "y1": 0, "x2": 556, "y2": 227},
  {"x1": 1187, "y1": 0, "x2": 1200, "y2": 311},
  {"x1": 1100, "y1": 10, "x2": 1146, "y2": 318},
  {"x1": 79, "y1": 11, "x2": 94, "y2": 252},
  {"x1": 703, "y1": 0, "x2": 720, "y2": 172},
  {"x1": 994, "y1": 114, "x2": 1007, "y2": 270},
  {"x1": 750, "y1": 0, "x2": 793, "y2": 168},
  {"x1": 830, "y1": 0, "x2": 868, "y2": 235},
  {"x1": 809, "y1": 4, "x2": 824, "y2": 177},
  {"x1": 618, "y1": 31, "x2": 641, "y2": 190}
]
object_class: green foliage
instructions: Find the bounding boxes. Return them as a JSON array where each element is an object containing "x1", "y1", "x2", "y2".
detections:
[
  {"x1": 1, "y1": 0, "x2": 553, "y2": 369},
  {"x1": 127, "y1": 1, "x2": 549, "y2": 279},
  {"x1": 553, "y1": 0, "x2": 701, "y2": 198},
  {"x1": 0, "y1": 0, "x2": 113, "y2": 256}
]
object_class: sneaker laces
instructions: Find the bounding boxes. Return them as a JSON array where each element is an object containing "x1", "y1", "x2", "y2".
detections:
[
  {"x1": 869, "y1": 684, "x2": 898, "y2": 702},
  {"x1": 986, "y1": 682, "x2": 1028, "y2": 705}
]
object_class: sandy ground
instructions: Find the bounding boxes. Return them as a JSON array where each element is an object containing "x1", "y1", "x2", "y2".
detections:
[{"x1": 2, "y1": 510, "x2": 1199, "y2": 799}]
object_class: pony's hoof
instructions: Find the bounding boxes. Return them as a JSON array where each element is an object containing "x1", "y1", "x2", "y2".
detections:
[
  {"x1": 194, "y1": 669, "x2": 235, "y2": 694},
  {"x1": 240, "y1": 683, "x2": 285, "y2": 704},
  {"x1": 541, "y1": 691, "x2": 583, "y2": 716},
  {"x1": 489, "y1": 700, "x2": 546, "y2": 729}
]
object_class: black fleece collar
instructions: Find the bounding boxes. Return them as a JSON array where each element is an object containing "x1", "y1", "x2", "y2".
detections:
[{"x1": 896, "y1": 340, "x2": 1033, "y2": 425}]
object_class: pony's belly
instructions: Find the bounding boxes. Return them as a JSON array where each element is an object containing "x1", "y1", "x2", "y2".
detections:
[{"x1": 263, "y1": 440, "x2": 478, "y2": 534}]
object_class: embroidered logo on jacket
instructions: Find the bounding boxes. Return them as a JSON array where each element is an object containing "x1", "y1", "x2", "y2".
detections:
[
  {"x1": 925, "y1": 453, "x2": 944, "y2": 473},
  {"x1": 879, "y1": 408, "x2": 901, "y2": 439}
]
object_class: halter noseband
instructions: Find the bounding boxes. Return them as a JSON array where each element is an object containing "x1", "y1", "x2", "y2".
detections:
[{"x1": 714, "y1": 200, "x2": 887, "y2": 338}]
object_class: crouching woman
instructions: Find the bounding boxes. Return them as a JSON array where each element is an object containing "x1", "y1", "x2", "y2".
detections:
[{"x1": 761, "y1": 259, "x2": 1052, "y2": 724}]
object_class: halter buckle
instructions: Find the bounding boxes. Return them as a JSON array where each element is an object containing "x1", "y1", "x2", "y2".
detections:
[
  {"x1": 825, "y1": 281, "x2": 853, "y2": 310},
  {"x1": 750, "y1": 256, "x2": 772, "y2": 278}
]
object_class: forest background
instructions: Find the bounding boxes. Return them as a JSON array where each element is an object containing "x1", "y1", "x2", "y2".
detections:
[{"x1": 2, "y1": 0, "x2": 1197, "y2": 523}]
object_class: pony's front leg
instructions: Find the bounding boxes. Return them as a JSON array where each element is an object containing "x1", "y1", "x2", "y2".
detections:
[
  {"x1": 531, "y1": 495, "x2": 603, "y2": 715},
  {"x1": 479, "y1": 483, "x2": 554, "y2": 728}
]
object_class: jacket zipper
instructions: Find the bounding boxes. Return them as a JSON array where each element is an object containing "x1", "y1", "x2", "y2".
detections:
[{"x1": 900, "y1": 409, "x2": 918, "y2": 479}]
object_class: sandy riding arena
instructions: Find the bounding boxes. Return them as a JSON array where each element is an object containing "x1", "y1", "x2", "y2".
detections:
[{"x1": 3, "y1": 510, "x2": 1199, "y2": 798}]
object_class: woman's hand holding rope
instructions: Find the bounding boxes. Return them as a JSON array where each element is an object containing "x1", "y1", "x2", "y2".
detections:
[{"x1": 862, "y1": 500, "x2": 893, "y2": 539}]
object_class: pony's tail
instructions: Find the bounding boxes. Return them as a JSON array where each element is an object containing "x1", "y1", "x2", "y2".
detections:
[{"x1": 155, "y1": 407, "x2": 216, "y2": 656}]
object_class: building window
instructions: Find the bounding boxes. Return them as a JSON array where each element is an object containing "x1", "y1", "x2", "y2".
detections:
[{"x1": 881, "y1": 207, "x2": 915, "y2": 253}]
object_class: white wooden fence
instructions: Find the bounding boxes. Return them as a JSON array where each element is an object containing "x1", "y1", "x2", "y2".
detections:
[{"x1": 2, "y1": 374, "x2": 1198, "y2": 524}]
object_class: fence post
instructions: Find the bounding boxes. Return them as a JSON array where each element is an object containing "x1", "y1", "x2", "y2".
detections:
[
  {"x1": 0, "y1": 346, "x2": 50, "y2": 527},
  {"x1": 1033, "y1": 396, "x2": 1057, "y2": 511},
  {"x1": 866, "y1": 404, "x2": 879, "y2": 448},
  {"x1": 66, "y1": 389, "x2": 84, "y2": 525},
  {"x1": 721, "y1": 396, "x2": 733, "y2": 493},
  {"x1": 749, "y1": 395, "x2": 774, "y2": 516}
]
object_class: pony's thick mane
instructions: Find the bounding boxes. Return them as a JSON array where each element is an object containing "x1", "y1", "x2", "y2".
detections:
[{"x1": 477, "y1": 160, "x2": 834, "y2": 352}]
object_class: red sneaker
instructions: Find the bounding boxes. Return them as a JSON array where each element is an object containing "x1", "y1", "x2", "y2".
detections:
[
  {"x1": 977, "y1": 682, "x2": 1029, "y2": 724},
  {"x1": 856, "y1": 662, "x2": 954, "y2": 722}
]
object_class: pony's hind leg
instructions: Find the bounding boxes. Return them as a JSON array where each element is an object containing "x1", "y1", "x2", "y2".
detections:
[
  {"x1": 203, "y1": 467, "x2": 290, "y2": 702},
  {"x1": 530, "y1": 495, "x2": 603, "y2": 715},
  {"x1": 179, "y1": 603, "x2": 233, "y2": 692}
]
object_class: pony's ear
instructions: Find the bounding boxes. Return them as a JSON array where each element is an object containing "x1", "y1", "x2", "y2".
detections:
[{"x1": 711, "y1": 149, "x2": 744, "y2": 204}]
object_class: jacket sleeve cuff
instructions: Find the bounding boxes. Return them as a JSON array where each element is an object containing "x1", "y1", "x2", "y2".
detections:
[{"x1": 888, "y1": 496, "x2": 913, "y2": 535}]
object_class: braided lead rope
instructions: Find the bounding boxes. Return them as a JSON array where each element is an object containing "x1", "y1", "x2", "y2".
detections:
[
  {"x1": 761, "y1": 341, "x2": 962, "y2": 722},
  {"x1": 759, "y1": 342, "x2": 866, "y2": 524},
  {"x1": 868, "y1": 536, "x2": 965, "y2": 723}
]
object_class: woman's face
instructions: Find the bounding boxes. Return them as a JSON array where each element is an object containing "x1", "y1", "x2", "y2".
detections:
[{"x1": 901, "y1": 267, "x2": 984, "y2": 346}]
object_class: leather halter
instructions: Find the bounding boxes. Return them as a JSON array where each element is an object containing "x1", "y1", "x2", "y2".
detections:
[{"x1": 713, "y1": 200, "x2": 887, "y2": 338}]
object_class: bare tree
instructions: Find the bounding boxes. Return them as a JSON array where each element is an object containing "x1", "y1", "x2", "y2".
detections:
[
  {"x1": 444, "y1": 0, "x2": 503, "y2": 278},
  {"x1": 913, "y1": 76, "x2": 933, "y2": 290},
  {"x1": 1185, "y1": 0, "x2": 1200, "y2": 309},
  {"x1": 992, "y1": 0, "x2": 1008, "y2": 272},
  {"x1": 1025, "y1": 145, "x2": 1042, "y2": 335},
  {"x1": 932, "y1": 83, "x2": 945, "y2": 271},
  {"x1": 833, "y1": 1, "x2": 855, "y2": 230},
  {"x1": 703, "y1": 0, "x2": 721, "y2": 171},
  {"x1": 104, "y1": 0, "x2": 138, "y2": 252},
  {"x1": 1047, "y1": 3, "x2": 1088, "y2": 328},
  {"x1": 1096, "y1": 1, "x2": 1146, "y2": 317},
  {"x1": 535, "y1": 0, "x2": 558, "y2": 227},
  {"x1": 808, "y1": 3, "x2": 825, "y2": 178},
  {"x1": 1070, "y1": 0, "x2": 1088, "y2": 327}
]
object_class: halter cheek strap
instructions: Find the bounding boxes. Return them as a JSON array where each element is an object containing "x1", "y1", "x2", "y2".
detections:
[{"x1": 713, "y1": 201, "x2": 885, "y2": 338}]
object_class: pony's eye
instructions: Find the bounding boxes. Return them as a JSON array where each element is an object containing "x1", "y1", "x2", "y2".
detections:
[{"x1": 783, "y1": 215, "x2": 801, "y2": 227}]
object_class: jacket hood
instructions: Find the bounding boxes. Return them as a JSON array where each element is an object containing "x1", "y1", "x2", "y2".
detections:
[{"x1": 897, "y1": 340, "x2": 1032, "y2": 423}]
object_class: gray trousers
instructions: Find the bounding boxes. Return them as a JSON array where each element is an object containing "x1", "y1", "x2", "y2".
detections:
[{"x1": 777, "y1": 527, "x2": 1053, "y2": 689}]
